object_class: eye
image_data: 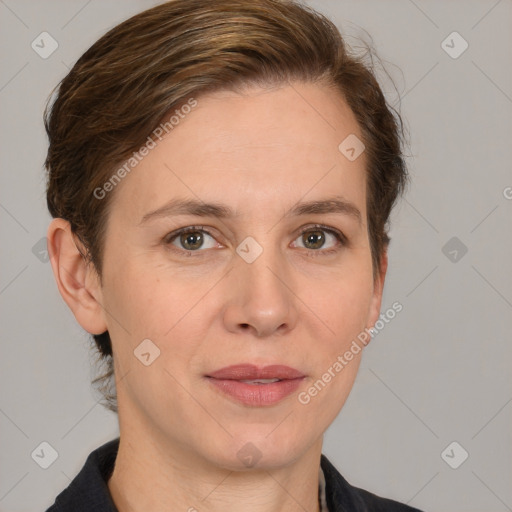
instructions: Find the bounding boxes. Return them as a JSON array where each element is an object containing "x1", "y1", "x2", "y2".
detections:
[
  {"x1": 292, "y1": 225, "x2": 345, "y2": 255},
  {"x1": 165, "y1": 226, "x2": 218, "y2": 253},
  {"x1": 164, "y1": 224, "x2": 346, "y2": 257}
]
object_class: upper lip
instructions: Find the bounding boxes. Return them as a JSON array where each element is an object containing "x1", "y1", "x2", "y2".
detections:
[{"x1": 207, "y1": 364, "x2": 305, "y2": 380}]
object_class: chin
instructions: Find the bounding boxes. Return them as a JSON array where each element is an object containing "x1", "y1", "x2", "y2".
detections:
[{"x1": 205, "y1": 428, "x2": 316, "y2": 472}]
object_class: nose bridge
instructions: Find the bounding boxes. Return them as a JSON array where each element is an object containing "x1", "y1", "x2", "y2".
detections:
[
  {"x1": 224, "y1": 233, "x2": 297, "y2": 336},
  {"x1": 238, "y1": 234, "x2": 289, "y2": 303},
  {"x1": 248, "y1": 250, "x2": 283, "y2": 292}
]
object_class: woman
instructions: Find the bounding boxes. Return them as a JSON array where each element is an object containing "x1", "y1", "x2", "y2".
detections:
[{"x1": 44, "y1": 0, "x2": 421, "y2": 510}]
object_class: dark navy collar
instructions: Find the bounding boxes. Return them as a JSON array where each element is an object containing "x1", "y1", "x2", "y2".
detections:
[
  {"x1": 46, "y1": 438, "x2": 119, "y2": 511},
  {"x1": 46, "y1": 438, "x2": 423, "y2": 512}
]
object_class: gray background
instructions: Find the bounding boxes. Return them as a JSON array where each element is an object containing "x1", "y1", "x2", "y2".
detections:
[{"x1": 0, "y1": 1, "x2": 511, "y2": 511}]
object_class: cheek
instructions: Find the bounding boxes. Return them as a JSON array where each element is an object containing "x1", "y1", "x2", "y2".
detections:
[
  {"x1": 299, "y1": 278, "x2": 372, "y2": 422},
  {"x1": 312, "y1": 269, "x2": 374, "y2": 339},
  {"x1": 98, "y1": 261, "x2": 171, "y2": 368},
  {"x1": 104, "y1": 262, "x2": 216, "y2": 369}
]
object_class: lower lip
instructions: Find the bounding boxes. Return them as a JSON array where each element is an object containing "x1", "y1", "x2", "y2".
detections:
[{"x1": 207, "y1": 377, "x2": 304, "y2": 406}]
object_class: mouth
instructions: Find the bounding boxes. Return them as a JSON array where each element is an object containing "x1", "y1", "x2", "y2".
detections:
[
  {"x1": 207, "y1": 364, "x2": 305, "y2": 380},
  {"x1": 237, "y1": 378, "x2": 282, "y2": 384},
  {"x1": 205, "y1": 364, "x2": 305, "y2": 406}
]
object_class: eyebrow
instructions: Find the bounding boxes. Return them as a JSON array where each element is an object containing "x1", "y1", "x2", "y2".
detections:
[{"x1": 139, "y1": 195, "x2": 362, "y2": 225}]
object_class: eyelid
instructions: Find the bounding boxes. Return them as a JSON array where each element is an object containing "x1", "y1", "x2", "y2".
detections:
[
  {"x1": 291, "y1": 223, "x2": 347, "y2": 256},
  {"x1": 293, "y1": 223, "x2": 347, "y2": 245},
  {"x1": 164, "y1": 225, "x2": 220, "y2": 248}
]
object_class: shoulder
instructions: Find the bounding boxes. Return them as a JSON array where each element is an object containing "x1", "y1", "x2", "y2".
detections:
[
  {"x1": 45, "y1": 438, "x2": 120, "y2": 512},
  {"x1": 320, "y1": 454, "x2": 425, "y2": 512}
]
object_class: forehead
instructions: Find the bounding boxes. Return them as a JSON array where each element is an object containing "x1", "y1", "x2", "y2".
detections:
[{"x1": 108, "y1": 82, "x2": 367, "y2": 221}]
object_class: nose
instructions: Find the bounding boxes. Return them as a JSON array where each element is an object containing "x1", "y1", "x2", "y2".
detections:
[{"x1": 222, "y1": 244, "x2": 299, "y2": 338}]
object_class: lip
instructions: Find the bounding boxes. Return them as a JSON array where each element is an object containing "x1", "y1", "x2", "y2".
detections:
[
  {"x1": 208, "y1": 364, "x2": 305, "y2": 380},
  {"x1": 206, "y1": 364, "x2": 305, "y2": 407}
]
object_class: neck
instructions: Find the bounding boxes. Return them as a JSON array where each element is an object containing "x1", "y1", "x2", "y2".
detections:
[{"x1": 107, "y1": 429, "x2": 323, "y2": 512}]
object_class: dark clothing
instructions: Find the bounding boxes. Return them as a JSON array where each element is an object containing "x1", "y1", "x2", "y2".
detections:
[
  {"x1": 45, "y1": 438, "x2": 424, "y2": 511},
  {"x1": 46, "y1": 439, "x2": 118, "y2": 512},
  {"x1": 320, "y1": 455, "x2": 424, "y2": 512}
]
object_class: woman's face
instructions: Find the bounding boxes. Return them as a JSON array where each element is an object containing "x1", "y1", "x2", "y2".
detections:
[{"x1": 94, "y1": 82, "x2": 385, "y2": 469}]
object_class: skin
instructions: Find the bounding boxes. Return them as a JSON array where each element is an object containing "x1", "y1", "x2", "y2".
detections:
[{"x1": 48, "y1": 81, "x2": 387, "y2": 512}]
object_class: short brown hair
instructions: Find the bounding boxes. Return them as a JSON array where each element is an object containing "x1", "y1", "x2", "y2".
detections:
[{"x1": 44, "y1": 0, "x2": 408, "y2": 412}]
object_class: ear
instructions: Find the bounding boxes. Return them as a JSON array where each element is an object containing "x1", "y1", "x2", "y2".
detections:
[
  {"x1": 366, "y1": 248, "x2": 388, "y2": 331},
  {"x1": 47, "y1": 218, "x2": 108, "y2": 335}
]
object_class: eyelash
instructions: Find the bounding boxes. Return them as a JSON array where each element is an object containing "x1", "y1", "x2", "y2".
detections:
[{"x1": 164, "y1": 224, "x2": 347, "y2": 258}]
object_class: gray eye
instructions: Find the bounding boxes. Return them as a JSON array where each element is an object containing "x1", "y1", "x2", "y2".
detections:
[
  {"x1": 170, "y1": 230, "x2": 217, "y2": 251},
  {"x1": 294, "y1": 229, "x2": 337, "y2": 250}
]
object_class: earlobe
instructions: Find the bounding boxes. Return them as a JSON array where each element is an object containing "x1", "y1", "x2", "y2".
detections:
[{"x1": 47, "y1": 218, "x2": 108, "y2": 335}]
